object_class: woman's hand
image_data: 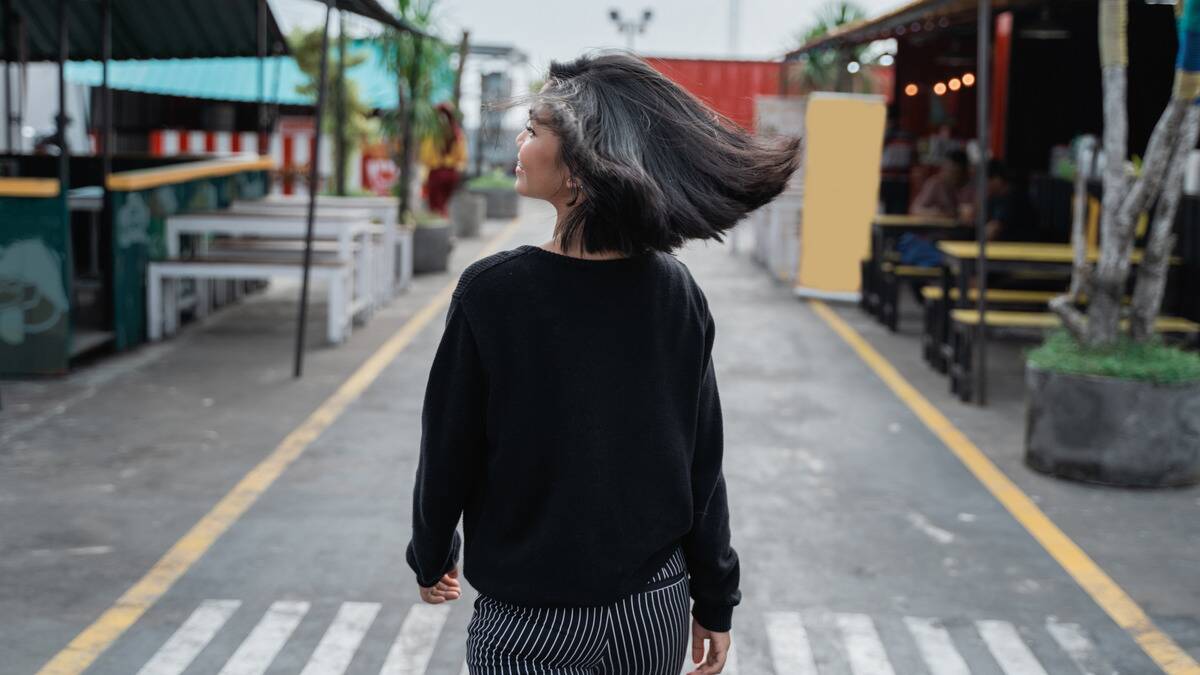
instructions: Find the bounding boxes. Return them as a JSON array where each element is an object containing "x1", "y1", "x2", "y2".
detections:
[
  {"x1": 418, "y1": 566, "x2": 461, "y2": 604},
  {"x1": 687, "y1": 618, "x2": 731, "y2": 674}
]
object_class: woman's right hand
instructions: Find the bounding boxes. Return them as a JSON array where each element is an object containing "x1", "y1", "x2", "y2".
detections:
[{"x1": 687, "y1": 618, "x2": 730, "y2": 674}]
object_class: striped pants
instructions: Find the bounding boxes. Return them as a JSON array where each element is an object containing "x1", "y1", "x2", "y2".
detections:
[{"x1": 466, "y1": 546, "x2": 690, "y2": 674}]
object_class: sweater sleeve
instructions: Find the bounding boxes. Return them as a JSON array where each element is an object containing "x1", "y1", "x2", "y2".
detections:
[
  {"x1": 682, "y1": 301, "x2": 742, "y2": 633},
  {"x1": 405, "y1": 297, "x2": 487, "y2": 588}
]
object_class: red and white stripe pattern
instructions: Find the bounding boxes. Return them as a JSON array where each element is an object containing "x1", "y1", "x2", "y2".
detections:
[{"x1": 149, "y1": 129, "x2": 321, "y2": 194}]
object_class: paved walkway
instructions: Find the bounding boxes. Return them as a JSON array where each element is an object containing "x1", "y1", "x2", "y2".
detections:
[{"x1": 1, "y1": 198, "x2": 1196, "y2": 674}]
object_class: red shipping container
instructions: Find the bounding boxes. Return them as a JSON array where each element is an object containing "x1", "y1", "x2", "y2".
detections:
[{"x1": 643, "y1": 57, "x2": 781, "y2": 133}]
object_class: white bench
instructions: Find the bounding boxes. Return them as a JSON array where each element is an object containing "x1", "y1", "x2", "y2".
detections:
[
  {"x1": 231, "y1": 198, "x2": 412, "y2": 296},
  {"x1": 166, "y1": 212, "x2": 374, "y2": 318},
  {"x1": 147, "y1": 258, "x2": 353, "y2": 345}
]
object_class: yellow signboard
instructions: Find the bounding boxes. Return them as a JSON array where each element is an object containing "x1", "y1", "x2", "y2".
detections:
[{"x1": 795, "y1": 93, "x2": 887, "y2": 301}]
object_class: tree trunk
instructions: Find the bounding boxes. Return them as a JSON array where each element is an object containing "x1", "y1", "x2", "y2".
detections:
[
  {"x1": 398, "y1": 34, "x2": 424, "y2": 218},
  {"x1": 452, "y1": 30, "x2": 469, "y2": 115},
  {"x1": 1085, "y1": 0, "x2": 1129, "y2": 347},
  {"x1": 1130, "y1": 105, "x2": 1200, "y2": 340},
  {"x1": 334, "y1": 13, "x2": 347, "y2": 196},
  {"x1": 1048, "y1": 140, "x2": 1096, "y2": 341}
]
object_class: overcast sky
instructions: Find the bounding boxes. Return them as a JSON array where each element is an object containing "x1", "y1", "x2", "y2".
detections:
[{"x1": 270, "y1": 0, "x2": 907, "y2": 72}]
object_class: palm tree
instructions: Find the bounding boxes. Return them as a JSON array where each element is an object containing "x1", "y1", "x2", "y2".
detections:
[{"x1": 789, "y1": 1, "x2": 868, "y2": 92}]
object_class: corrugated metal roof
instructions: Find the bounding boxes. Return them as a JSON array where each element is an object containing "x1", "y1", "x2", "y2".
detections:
[
  {"x1": 0, "y1": 0, "x2": 289, "y2": 61},
  {"x1": 784, "y1": 0, "x2": 1069, "y2": 58},
  {"x1": 64, "y1": 40, "x2": 455, "y2": 109}
]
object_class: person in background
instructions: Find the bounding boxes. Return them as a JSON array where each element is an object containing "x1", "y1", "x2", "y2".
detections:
[
  {"x1": 910, "y1": 149, "x2": 969, "y2": 218},
  {"x1": 419, "y1": 102, "x2": 468, "y2": 216},
  {"x1": 958, "y1": 159, "x2": 1027, "y2": 242}
]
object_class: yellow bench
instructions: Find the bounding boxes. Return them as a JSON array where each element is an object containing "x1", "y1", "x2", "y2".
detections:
[{"x1": 947, "y1": 310, "x2": 1200, "y2": 402}]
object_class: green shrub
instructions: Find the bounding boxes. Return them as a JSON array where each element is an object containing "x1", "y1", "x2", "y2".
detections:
[
  {"x1": 467, "y1": 169, "x2": 516, "y2": 191},
  {"x1": 1027, "y1": 330, "x2": 1200, "y2": 384},
  {"x1": 411, "y1": 209, "x2": 448, "y2": 226}
]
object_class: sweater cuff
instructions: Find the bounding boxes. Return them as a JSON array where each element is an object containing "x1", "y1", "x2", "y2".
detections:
[
  {"x1": 691, "y1": 602, "x2": 734, "y2": 633},
  {"x1": 407, "y1": 529, "x2": 462, "y2": 588}
]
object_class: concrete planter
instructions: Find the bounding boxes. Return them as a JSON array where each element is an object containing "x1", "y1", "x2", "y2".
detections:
[
  {"x1": 469, "y1": 187, "x2": 519, "y2": 219},
  {"x1": 450, "y1": 191, "x2": 486, "y2": 238},
  {"x1": 1024, "y1": 362, "x2": 1200, "y2": 487},
  {"x1": 411, "y1": 220, "x2": 454, "y2": 274}
]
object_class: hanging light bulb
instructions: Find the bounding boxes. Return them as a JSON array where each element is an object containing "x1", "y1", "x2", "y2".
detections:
[
  {"x1": 880, "y1": 54, "x2": 895, "y2": 67},
  {"x1": 948, "y1": 78, "x2": 962, "y2": 91},
  {"x1": 934, "y1": 82, "x2": 947, "y2": 96},
  {"x1": 847, "y1": 61, "x2": 861, "y2": 74},
  {"x1": 905, "y1": 83, "x2": 919, "y2": 96},
  {"x1": 962, "y1": 72, "x2": 976, "y2": 86}
]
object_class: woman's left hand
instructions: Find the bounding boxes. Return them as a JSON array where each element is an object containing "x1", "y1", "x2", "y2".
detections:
[{"x1": 419, "y1": 566, "x2": 461, "y2": 604}]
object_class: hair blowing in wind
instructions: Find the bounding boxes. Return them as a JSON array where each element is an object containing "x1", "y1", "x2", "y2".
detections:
[{"x1": 504, "y1": 50, "x2": 803, "y2": 256}]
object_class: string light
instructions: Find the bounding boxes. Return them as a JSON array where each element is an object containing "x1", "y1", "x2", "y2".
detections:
[
  {"x1": 905, "y1": 83, "x2": 919, "y2": 96},
  {"x1": 948, "y1": 78, "x2": 962, "y2": 91},
  {"x1": 962, "y1": 72, "x2": 976, "y2": 86},
  {"x1": 934, "y1": 82, "x2": 947, "y2": 95}
]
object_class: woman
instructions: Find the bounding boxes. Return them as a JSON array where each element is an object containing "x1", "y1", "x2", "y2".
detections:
[
  {"x1": 420, "y1": 101, "x2": 468, "y2": 215},
  {"x1": 406, "y1": 51, "x2": 800, "y2": 675}
]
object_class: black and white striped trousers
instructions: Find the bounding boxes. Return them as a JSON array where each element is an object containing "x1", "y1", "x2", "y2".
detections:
[{"x1": 465, "y1": 545, "x2": 690, "y2": 674}]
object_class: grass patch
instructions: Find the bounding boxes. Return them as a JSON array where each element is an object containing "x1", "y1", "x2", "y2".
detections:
[{"x1": 1027, "y1": 330, "x2": 1200, "y2": 385}]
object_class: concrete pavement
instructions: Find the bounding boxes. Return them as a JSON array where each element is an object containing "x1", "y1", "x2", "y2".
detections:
[{"x1": 1, "y1": 198, "x2": 1196, "y2": 674}]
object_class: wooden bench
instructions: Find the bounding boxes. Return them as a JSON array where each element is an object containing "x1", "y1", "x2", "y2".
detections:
[
  {"x1": 920, "y1": 287, "x2": 1060, "y2": 372},
  {"x1": 878, "y1": 261, "x2": 941, "y2": 331},
  {"x1": 947, "y1": 309, "x2": 1200, "y2": 402},
  {"x1": 147, "y1": 258, "x2": 353, "y2": 345}
]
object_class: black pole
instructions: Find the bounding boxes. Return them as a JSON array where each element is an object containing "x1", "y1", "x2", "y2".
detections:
[
  {"x1": 56, "y1": 0, "x2": 68, "y2": 189},
  {"x1": 974, "y1": 0, "x2": 991, "y2": 405},
  {"x1": 101, "y1": 0, "x2": 111, "y2": 179},
  {"x1": 293, "y1": 3, "x2": 332, "y2": 379},
  {"x1": 257, "y1": 0, "x2": 267, "y2": 155}
]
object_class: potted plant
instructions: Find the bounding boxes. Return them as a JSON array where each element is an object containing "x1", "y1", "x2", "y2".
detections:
[
  {"x1": 1028, "y1": 0, "x2": 1200, "y2": 487},
  {"x1": 448, "y1": 188, "x2": 486, "y2": 238},
  {"x1": 409, "y1": 208, "x2": 454, "y2": 274},
  {"x1": 467, "y1": 168, "x2": 519, "y2": 219}
]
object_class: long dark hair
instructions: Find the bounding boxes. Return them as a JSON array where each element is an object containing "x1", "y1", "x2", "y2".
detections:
[{"x1": 501, "y1": 50, "x2": 802, "y2": 256}]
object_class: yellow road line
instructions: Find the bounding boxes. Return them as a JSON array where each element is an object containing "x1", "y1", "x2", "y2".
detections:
[
  {"x1": 37, "y1": 220, "x2": 523, "y2": 675},
  {"x1": 809, "y1": 299, "x2": 1200, "y2": 675}
]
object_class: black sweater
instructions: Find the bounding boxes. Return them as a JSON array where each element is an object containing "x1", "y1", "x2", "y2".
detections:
[{"x1": 405, "y1": 244, "x2": 740, "y2": 632}]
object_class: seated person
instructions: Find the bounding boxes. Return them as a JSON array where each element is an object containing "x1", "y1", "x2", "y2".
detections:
[
  {"x1": 910, "y1": 149, "x2": 969, "y2": 218},
  {"x1": 958, "y1": 159, "x2": 1030, "y2": 242}
]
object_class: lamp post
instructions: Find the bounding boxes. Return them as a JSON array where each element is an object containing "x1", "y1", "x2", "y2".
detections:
[{"x1": 609, "y1": 8, "x2": 653, "y2": 51}]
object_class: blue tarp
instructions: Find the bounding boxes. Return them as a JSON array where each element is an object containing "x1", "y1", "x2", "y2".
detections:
[{"x1": 66, "y1": 41, "x2": 453, "y2": 110}]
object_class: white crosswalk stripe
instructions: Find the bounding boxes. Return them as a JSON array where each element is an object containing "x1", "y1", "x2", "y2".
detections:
[
  {"x1": 904, "y1": 616, "x2": 971, "y2": 675},
  {"x1": 837, "y1": 612, "x2": 896, "y2": 675},
  {"x1": 764, "y1": 611, "x2": 819, "y2": 675},
  {"x1": 127, "y1": 600, "x2": 1121, "y2": 675},
  {"x1": 218, "y1": 600, "x2": 309, "y2": 675},
  {"x1": 379, "y1": 604, "x2": 452, "y2": 674},
  {"x1": 137, "y1": 599, "x2": 241, "y2": 675},
  {"x1": 977, "y1": 619, "x2": 1050, "y2": 675},
  {"x1": 1046, "y1": 617, "x2": 1115, "y2": 675},
  {"x1": 298, "y1": 601, "x2": 381, "y2": 675}
]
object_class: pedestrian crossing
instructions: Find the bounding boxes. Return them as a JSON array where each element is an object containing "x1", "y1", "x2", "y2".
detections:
[{"x1": 128, "y1": 599, "x2": 1124, "y2": 674}]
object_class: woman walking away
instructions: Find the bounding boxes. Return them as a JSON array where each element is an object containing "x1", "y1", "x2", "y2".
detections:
[{"x1": 405, "y1": 50, "x2": 801, "y2": 675}]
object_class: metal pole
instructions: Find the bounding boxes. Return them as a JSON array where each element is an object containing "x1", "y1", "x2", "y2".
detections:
[
  {"x1": 293, "y1": 3, "x2": 332, "y2": 379},
  {"x1": 399, "y1": 33, "x2": 423, "y2": 217},
  {"x1": 974, "y1": 0, "x2": 991, "y2": 405},
  {"x1": 101, "y1": 0, "x2": 111, "y2": 179},
  {"x1": 56, "y1": 0, "x2": 68, "y2": 188},
  {"x1": 257, "y1": 0, "x2": 267, "y2": 155}
]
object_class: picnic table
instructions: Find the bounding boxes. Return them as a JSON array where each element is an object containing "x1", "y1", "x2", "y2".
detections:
[
  {"x1": 933, "y1": 241, "x2": 1184, "y2": 402},
  {"x1": 864, "y1": 214, "x2": 974, "y2": 322}
]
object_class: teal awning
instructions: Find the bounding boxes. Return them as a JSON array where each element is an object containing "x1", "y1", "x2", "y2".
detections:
[{"x1": 65, "y1": 41, "x2": 454, "y2": 110}]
